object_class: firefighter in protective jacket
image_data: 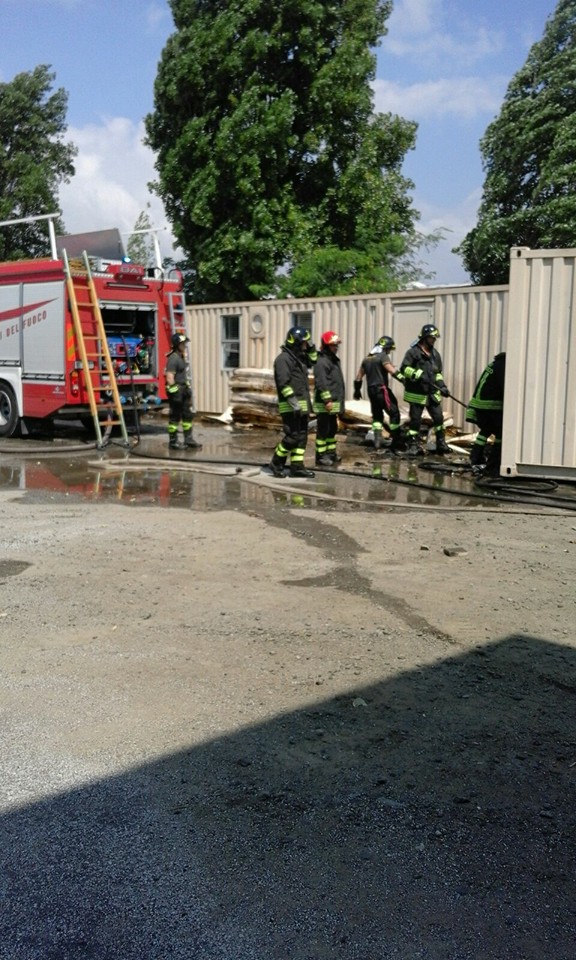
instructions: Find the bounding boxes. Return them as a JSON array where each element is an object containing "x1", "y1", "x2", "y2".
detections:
[
  {"x1": 400, "y1": 324, "x2": 450, "y2": 456},
  {"x1": 313, "y1": 331, "x2": 345, "y2": 466},
  {"x1": 353, "y1": 335, "x2": 405, "y2": 452},
  {"x1": 269, "y1": 327, "x2": 316, "y2": 478},
  {"x1": 164, "y1": 333, "x2": 201, "y2": 450},
  {"x1": 466, "y1": 352, "x2": 506, "y2": 474}
]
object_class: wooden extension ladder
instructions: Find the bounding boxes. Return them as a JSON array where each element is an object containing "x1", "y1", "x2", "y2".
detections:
[{"x1": 62, "y1": 249, "x2": 130, "y2": 448}]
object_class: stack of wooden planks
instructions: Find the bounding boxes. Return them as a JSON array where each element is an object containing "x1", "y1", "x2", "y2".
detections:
[{"x1": 229, "y1": 368, "x2": 456, "y2": 439}]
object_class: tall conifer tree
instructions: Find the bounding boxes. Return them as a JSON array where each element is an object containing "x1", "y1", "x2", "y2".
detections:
[
  {"x1": 146, "y1": 0, "x2": 420, "y2": 301},
  {"x1": 458, "y1": 0, "x2": 576, "y2": 284}
]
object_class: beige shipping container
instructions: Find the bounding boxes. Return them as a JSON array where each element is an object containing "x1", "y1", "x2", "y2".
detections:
[
  {"x1": 188, "y1": 285, "x2": 508, "y2": 431},
  {"x1": 502, "y1": 247, "x2": 576, "y2": 480}
]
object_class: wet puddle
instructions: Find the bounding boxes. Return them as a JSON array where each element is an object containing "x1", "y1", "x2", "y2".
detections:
[{"x1": 0, "y1": 421, "x2": 574, "y2": 514}]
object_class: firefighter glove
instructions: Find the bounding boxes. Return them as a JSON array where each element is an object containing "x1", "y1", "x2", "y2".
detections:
[
  {"x1": 288, "y1": 395, "x2": 301, "y2": 413},
  {"x1": 438, "y1": 384, "x2": 450, "y2": 397},
  {"x1": 353, "y1": 380, "x2": 363, "y2": 401},
  {"x1": 167, "y1": 383, "x2": 180, "y2": 395}
]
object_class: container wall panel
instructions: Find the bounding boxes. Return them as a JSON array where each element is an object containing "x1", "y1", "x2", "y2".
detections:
[
  {"x1": 431, "y1": 289, "x2": 508, "y2": 430},
  {"x1": 502, "y1": 248, "x2": 576, "y2": 479},
  {"x1": 188, "y1": 286, "x2": 508, "y2": 429}
]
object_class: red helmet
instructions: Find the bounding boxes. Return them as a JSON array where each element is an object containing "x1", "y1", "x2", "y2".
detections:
[{"x1": 321, "y1": 330, "x2": 341, "y2": 347}]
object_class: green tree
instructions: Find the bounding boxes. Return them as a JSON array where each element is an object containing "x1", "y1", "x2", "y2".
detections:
[
  {"x1": 126, "y1": 205, "x2": 156, "y2": 266},
  {"x1": 260, "y1": 227, "x2": 442, "y2": 299},
  {"x1": 457, "y1": 0, "x2": 576, "y2": 285},
  {"x1": 0, "y1": 65, "x2": 76, "y2": 260},
  {"x1": 145, "y1": 0, "x2": 422, "y2": 302}
]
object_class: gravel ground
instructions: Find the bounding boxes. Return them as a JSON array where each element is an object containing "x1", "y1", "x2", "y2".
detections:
[{"x1": 0, "y1": 430, "x2": 575, "y2": 959}]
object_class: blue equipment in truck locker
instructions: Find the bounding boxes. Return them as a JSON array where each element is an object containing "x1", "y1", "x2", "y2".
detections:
[{"x1": 107, "y1": 336, "x2": 141, "y2": 359}]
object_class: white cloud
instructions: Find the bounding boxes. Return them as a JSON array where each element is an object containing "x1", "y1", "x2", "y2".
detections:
[
  {"x1": 384, "y1": 0, "x2": 504, "y2": 68},
  {"x1": 418, "y1": 187, "x2": 481, "y2": 237},
  {"x1": 59, "y1": 117, "x2": 179, "y2": 259},
  {"x1": 387, "y1": 0, "x2": 442, "y2": 36},
  {"x1": 145, "y1": 2, "x2": 171, "y2": 33},
  {"x1": 385, "y1": 27, "x2": 503, "y2": 65},
  {"x1": 413, "y1": 187, "x2": 482, "y2": 284},
  {"x1": 373, "y1": 76, "x2": 503, "y2": 120}
]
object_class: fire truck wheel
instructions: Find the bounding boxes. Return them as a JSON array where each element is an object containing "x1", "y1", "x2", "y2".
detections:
[{"x1": 0, "y1": 382, "x2": 19, "y2": 438}]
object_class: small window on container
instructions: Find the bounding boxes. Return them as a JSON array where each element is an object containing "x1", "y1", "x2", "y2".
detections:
[
  {"x1": 222, "y1": 314, "x2": 240, "y2": 369},
  {"x1": 290, "y1": 312, "x2": 313, "y2": 338}
]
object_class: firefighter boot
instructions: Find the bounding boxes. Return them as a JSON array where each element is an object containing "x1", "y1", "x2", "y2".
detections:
[
  {"x1": 469, "y1": 443, "x2": 485, "y2": 468},
  {"x1": 407, "y1": 437, "x2": 424, "y2": 457},
  {"x1": 183, "y1": 430, "x2": 202, "y2": 450},
  {"x1": 169, "y1": 434, "x2": 182, "y2": 449},
  {"x1": 389, "y1": 430, "x2": 406, "y2": 454},
  {"x1": 484, "y1": 443, "x2": 502, "y2": 476},
  {"x1": 373, "y1": 428, "x2": 382, "y2": 451},
  {"x1": 435, "y1": 431, "x2": 451, "y2": 455},
  {"x1": 328, "y1": 451, "x2": 342, "y2": 464},
  {"x1": 269, "y1": 453, "x2": 287, "y2": 478},
  {"x1": 315, "y1": 454, "x2": 333, "y2": 467},
  {"x1": 289, "y1": 463, "x2": 315, "y2": 478}
]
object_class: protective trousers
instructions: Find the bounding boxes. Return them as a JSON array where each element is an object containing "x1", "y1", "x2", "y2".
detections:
[
  {"x1": 470, "y1": 410, "x2": 503, "y2": 469},
  {"x1": 273, "y1": 411, "x2": 309, "y2": 467},
  {"x1": 406, "y1": 398, "x2": 443, "y2": 441},
  {"x1": 315, "y1": 411, "x2": 338, "y2": 460},
  {"x1": 168, "y1": 386, "x2": 193, "y2": 440},
  {"x1": 369, "y1": 384, "x2": 402, "y2": 448}
]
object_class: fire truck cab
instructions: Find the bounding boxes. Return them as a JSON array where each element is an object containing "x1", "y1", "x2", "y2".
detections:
[{"x1": 0, "y1": 228, "x2": 187, "y2": 437}]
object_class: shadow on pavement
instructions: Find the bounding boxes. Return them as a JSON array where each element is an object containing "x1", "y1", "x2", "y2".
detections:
[{"x1": 1, "y1": 633, "x2": 575, "y2": 959}]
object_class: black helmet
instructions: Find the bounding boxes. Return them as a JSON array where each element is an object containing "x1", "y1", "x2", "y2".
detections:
[
  {"x1": 171, "y1": 333, "x2": 189, "y2": 349},
  {"x1": 419, "y1": 324, "x2": 440, "y2": 339},
  {"x1": 285, "y1": 326, "x2": 311, "y2": 348},
  {"x1": 377, "y1": 335, "x2": 396, "y2": 352}
]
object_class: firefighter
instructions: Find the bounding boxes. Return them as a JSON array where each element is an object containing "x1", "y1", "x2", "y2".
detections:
[
  {"x1": 269, "y1": 326, "x2": 316, "y2": 478},
  {"x1": 353, "y1": 336, "x2": 406, "y2": 452},
  {"x1": 164, "y1": 333, "x2": 201, "y2": 450},
  {"x1": 466, "y1": 352, "x2": 506, "y2": 474},
  {"x1": 313, "y1": 330, "x2": 345, "y2": 466},
  {"x1": 399, "y1": 324, "x2": 451, "y2": 456}
]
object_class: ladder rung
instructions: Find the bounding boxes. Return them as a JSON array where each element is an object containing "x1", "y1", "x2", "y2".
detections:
[{"x1": 64, "y1": 246, "x2": 128, "y2": 441}]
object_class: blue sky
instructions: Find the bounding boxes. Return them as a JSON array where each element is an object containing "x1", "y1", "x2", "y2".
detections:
[{"x1": 1, "y1": 0, "x2": 559, "y2": 284}]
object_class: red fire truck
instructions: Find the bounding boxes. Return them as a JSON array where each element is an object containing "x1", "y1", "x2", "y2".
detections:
[{"x1": 0, "y1": 226, "x2": 188, "y2": 440}]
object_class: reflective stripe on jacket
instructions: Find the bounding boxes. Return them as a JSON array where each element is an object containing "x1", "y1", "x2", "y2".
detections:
[
  {"x1": 274, "y1": 345, "x2": 312, "y2": 415},
  {"x1": 313, "y1": 350, "x2": 345, "y2": 414},
  {"x1": 466, "y1": 353, "x2": 506, "y2": 421},
  {"x1": 467, "y1": 353, "x2": 505, "y2": 411},
  {"x1": 400, "y1": 343, "x2": 446, "y2": 405}
]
